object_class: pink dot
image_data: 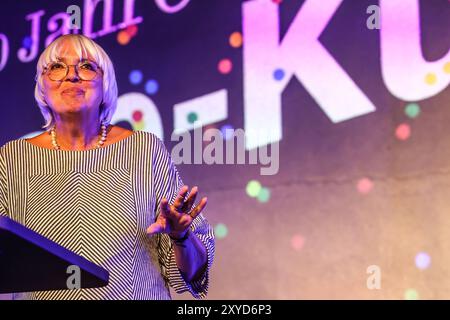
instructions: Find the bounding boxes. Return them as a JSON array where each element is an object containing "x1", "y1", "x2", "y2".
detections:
[
  {"x1": 357, "y1": 178, "x2": 373, "y2": 194},
  {"x1": 396, "y1": 123, "x2": 411, "y2": 140},
  {"x1": 272, "y1": 0, "x2": 283, "y2": 3},
  {"x1": 218, "y1": 59, "x2": 232, "y2": 74},
  {"x1": 291, "y1": 234, "x2": 305, "y2": 251},
  {"x1": 126, "y1": 24, "x2": 138, "y2": 37},
  {"x1": 132, "y1": 110, "x2": 143, "y2": 122}
]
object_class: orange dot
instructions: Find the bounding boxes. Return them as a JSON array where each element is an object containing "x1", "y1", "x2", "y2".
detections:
[
  {"x1": 117, "y1": 30, "x2": 131, "y2": 45},
  {"x1": 229, "y1": 32, "x2": 243, "y2": 48},
  {"x1": 424, "y1": 73, "x2": 437, "y2": 85},
  {"x1": 395, "y1": 123, "x2": 411, "y2": 141},
  {"x1": 444, "y1": 62, "x2": 450, "y2": 74}
]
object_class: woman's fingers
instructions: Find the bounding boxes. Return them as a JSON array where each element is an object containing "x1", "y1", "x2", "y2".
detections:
[
  {"x1": 173, "y1": 185, "x2": 189, "y2": 211},
  {"x1": 182, "y1": 186, "x2": 198, "y2": 212},
  {"x1": 161, "y1": 198, "x2": 180, "y2": 220},
  {"x1": 189, "y1": 197, "x2": 208, "y2": 220},
  {"x1": 149, "y1": 193, "x2": 207, "y2": 237}
]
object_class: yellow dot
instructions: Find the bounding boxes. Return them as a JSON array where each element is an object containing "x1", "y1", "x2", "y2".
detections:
[
  {"x1": 444, "y1": 62, "x2": 450, "y2": 74},
  {"x1": 229, "y1": 32, "x2": 243, "y2": 48},
  {"x1": 424, "y1": 73, "x2": 437, "y2": 85},
  {"x1": 133, "y1": 121, "x2": 145, "y2": 131}
]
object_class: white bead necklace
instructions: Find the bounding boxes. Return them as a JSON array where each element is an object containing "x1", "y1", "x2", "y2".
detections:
[{"x1": 50, "y1": 123, "x2": 108, "y2": 150}]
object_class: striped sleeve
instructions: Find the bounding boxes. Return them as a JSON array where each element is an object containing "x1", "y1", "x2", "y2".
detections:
[
  {"x1": 152, "y1": 136, "x2": 215, "y2": 299},
  {"x1": 0, "y1": 151, "x2": 8, "y2": 217}
]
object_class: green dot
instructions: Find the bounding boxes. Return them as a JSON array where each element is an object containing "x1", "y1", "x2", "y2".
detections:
[
  {"x1": 246, "y1": 180, "x2": 261, "y2": 198},
  {"x1": 257, "y1": 187, "x2": 271, "y2": 203},
  {"x1": 215, "y1": 223, "x2": 228, "y2": 239},
  {"x1": 133, "y1": 121, "x2": 145, "y2": 131},
  {"x1": 404, "y1": 289, "x2": 419, "y2": 300},
  {"x1": 187, "y1": 112, "x2": 198, "y2": 124},
  {"x1": 405, "y1": 103, "x2": 420, "y2": 119}
]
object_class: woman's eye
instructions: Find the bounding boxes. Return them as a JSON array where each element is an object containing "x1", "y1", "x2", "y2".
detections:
[
  {"x1": 80, "y1": 62, "x2": 95, "y2": 71},
  {"x1": 50, "y1": 63, "x2": 64, "y2": 70}
]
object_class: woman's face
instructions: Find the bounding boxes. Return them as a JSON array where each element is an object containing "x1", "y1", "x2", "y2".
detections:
[{"x1": 42, "y1": 38, "x2": 103, "y2": 119}]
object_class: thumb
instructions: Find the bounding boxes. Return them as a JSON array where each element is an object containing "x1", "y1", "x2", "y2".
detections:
[{"x1": 146, "y1": 218, "x2": 166, "y2": 235}]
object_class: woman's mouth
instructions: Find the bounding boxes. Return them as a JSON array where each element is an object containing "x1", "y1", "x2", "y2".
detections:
[{"x1": 61, "y1": 88, "x2": 85, "y2": 96}]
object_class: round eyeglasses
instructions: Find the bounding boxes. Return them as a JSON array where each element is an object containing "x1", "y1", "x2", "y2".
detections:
[{"x1": 43, "y1": 60, "x2": 102, "y2": 81}]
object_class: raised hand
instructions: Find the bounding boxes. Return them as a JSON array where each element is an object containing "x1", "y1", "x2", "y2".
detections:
[{"x1": 146, "y1": 185, "x2": 207, "y2": 239}]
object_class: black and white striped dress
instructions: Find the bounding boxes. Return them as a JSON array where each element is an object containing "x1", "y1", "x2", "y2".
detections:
[{"x1": 0, "y1": 130, "x2": 214, "y2": 300}]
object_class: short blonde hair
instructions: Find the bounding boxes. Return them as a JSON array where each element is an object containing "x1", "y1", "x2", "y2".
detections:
[{"x1": 34, "y1": 34, "x2": 118, "y2": 131}]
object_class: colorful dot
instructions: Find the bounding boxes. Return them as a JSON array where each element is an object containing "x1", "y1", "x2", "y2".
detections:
[
  {"x1": 424, "y1": 73, "x2": 437, "y2": 85},
  {"x1": 129, "y1": 70, "x2": 143, "y2": 85},
  {"x1": 215, "y1": 223, "x2": 228, "y2": 239},
  {"x1": 187, "y1": 112, "x2": 198, "y2": 124},
  {"x1": 218, "y1": 59, "x2": 232, "y2": 74},
  {"x1": 133, "y1": 121, "x2": 145, "y2": 131},
  {"x1": 291, "y1": 234, "x2": 305, "y2": 251},
  {"x1": 404, "y1": 289, "x2": 419, "y2": 300},
  {"x1": 246, "y1": 180, "x2": 262, "y2": 198},
  {"x1": 273, "y1": 68, "x2": 285, "y2": 81},
  {"x1": 22, "y1": 36, "x2": 32, "y2": 49},
  {"x1": 395, "y1": 123, "x2": 411, "y2": 141},
  {"x1": 145, "y1": 79, "x2": 159, "y2": 95},
  {"x1": 229, "y1": 32, "x2": 243, "y2": 48},
  {"x1": 220, "y1": 124, "x2": 234, "y2": 140},
  {"x1": 405, "y1": 103, "x2": 420, "y2": 119},
  {"x1": 257, "y1": 187, "x2": 271, "y2": 203},
  {"x1": 444, "y1": 62, "x2": 450, "y2": 74},
  {"x1": 117, "y1": 30, "x2": 131, "y2": 45},
  {"x1": 125, "y1": 24, "x2": 138, "y2": 37},
  {"x1": 132, "y1": 110, "x2": 143, "y2": 122},
  {"x1": 357, "y1": 178, "x2": 373, "y2": 194},
  {"x1": 415, "y1": 252, "x2": 431, "y2": 270},
  {"x1": 272, "y1": 0, "x2": 283, "y2": 3}
]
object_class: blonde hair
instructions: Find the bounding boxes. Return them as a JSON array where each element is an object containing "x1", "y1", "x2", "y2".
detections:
[{"x1": 34, "y1": 34, "x2": 118, "y2": 131}]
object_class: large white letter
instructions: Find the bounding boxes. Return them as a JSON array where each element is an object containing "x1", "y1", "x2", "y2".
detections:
[
  {"x1": 380, "y1": 0, "x2": 450, "y2": 101},
  {"x1": 113, "y1": 92, "x2": 164, "y2": 140},
  {"x1": 242, "y1": 0, "x2": 376, "y2": 150}
]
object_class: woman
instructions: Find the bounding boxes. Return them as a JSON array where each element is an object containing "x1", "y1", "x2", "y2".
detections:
[{"x1": 0, "y1": 34, "x2": 214, "y2": 300}]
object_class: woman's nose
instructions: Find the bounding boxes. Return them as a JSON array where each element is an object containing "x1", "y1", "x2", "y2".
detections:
[{"x1": 65, "y1": 65, "x2": 80, "y2": 82}]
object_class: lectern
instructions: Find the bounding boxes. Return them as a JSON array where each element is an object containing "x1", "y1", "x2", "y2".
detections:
[{"x1": 0, "y1": 216, "x2": 109, "y2": 294}]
